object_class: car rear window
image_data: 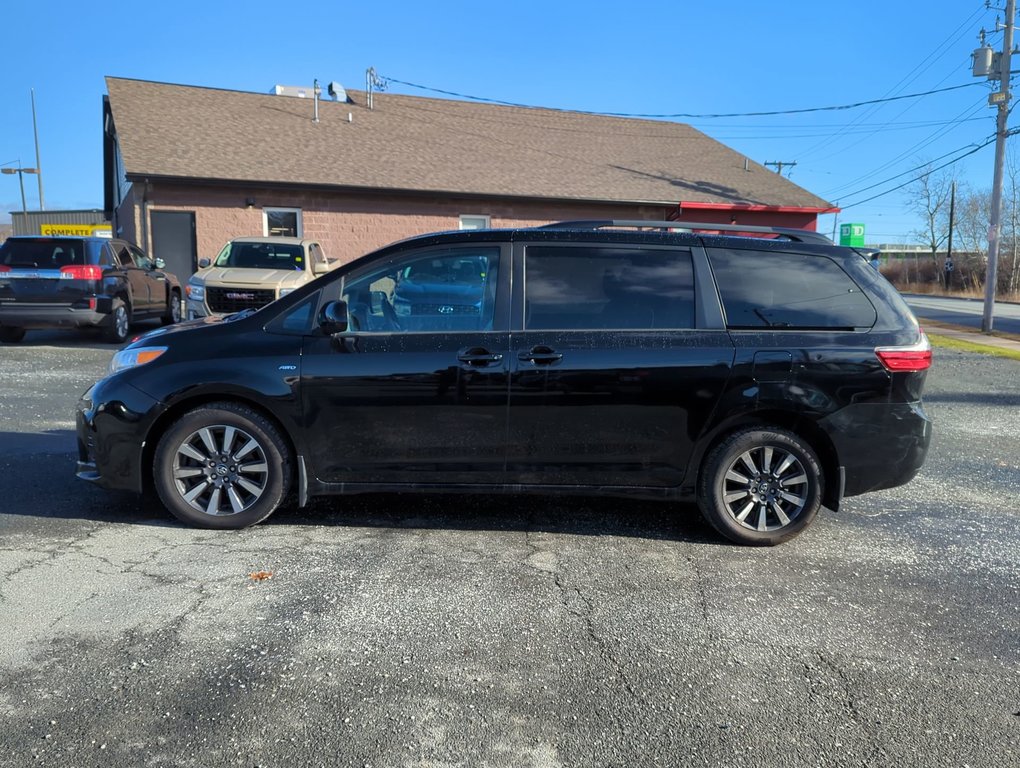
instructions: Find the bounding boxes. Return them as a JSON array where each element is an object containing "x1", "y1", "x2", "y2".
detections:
[
  {"x1": 707, "y1": 247, "x2": 877, "y2": 330},
  {"x1": 0, "y1": 238, "x2": 100, "y2": 269}
]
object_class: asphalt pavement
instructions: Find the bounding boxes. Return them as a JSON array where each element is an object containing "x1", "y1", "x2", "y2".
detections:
[{"x1": 0, "y1": 327, "x2": 1018, "y2": 767}]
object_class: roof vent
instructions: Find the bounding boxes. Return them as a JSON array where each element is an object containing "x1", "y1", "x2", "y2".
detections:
[
  {"x1": 327, "y1": 81, "x2": 348, "y2": 102},
  {"x1": 269, "y1": 85, "x2": 313, "y2": 98}
]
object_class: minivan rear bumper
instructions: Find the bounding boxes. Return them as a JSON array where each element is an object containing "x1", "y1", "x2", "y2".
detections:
[{"x1": 823, "y1": 401, "x2": 932, "y2": 497}]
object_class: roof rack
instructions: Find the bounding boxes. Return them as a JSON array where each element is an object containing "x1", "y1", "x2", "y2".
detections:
[{"x1": 537, "y1": 220, "x2": 833, "y2": 245}]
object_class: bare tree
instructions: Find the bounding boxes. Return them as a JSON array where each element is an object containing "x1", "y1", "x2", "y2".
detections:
[
  {"x1": 1005, "y1": 146, "x2": 1020, "y2": 295},
  {"x1": 949, "y1": 184, "x2": 990, "y2": 291},
  {"x1": 906, "y1": 164, "x2": 954, "y2": 286}
]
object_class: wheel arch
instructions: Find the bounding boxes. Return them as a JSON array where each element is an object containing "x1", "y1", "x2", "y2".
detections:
[
  {"x1": 141, "y1": 393, "x2": 298, "y2": 495},
  {"x1": 692, "y1": 409, "x2": 842, "y2": 511}
]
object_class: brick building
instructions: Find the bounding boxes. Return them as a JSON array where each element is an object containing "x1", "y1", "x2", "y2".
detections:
[{"x1": 103, "y1": 77, "x2": 837, "y2": 282}]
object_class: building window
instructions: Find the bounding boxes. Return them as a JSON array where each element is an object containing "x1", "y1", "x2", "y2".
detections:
[
  {"x1": 459, "y1": 214, "x2": 490, "y2": 231},
  {"x1": 263, "y1": 207, "x2": 303, "y2": 237}
]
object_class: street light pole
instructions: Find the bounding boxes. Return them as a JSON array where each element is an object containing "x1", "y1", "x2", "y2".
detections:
[
  {"x1": 1, "y1": 164, "x2": 40, "y2": 219},
  {"x1": 31, "y1": 88, "x2": 44, "y2": 211}
]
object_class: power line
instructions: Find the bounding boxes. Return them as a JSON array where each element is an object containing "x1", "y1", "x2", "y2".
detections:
[
  {"x1": 834, "y1": 135, "x2": 996, "y2": 202},
  {"x1": 379, "y1": 75, "x2": 983, "y2": 119},
  {"x1": 840, "y1": 134, "x2": 1005, "y2": 209},
  {"x1": 796, "y1": 2, "x2": 990, "y2": 161},
  {"x1": 822, "y1": 96, "x2": 991, "y2": 197}
]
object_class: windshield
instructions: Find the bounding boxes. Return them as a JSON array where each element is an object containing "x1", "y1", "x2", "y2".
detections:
[
  {"x1": 0, "y1": 238, "x2": 103, "y2": 268},
  {"x1": 215, "y1": 241, "x2": 306, "y2": 271}
]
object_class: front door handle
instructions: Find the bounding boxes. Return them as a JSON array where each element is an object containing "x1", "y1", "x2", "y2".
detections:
[
  {"x1": 518, "y1": 345, "x2": 563, "y2": 365},
  {"x1": 457, "y1": 347, "x2": 504, "y2": 367}
]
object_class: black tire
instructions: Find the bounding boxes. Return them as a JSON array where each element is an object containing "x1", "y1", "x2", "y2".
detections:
[
  {"x1": 0, "y1": 325, "x2": 26, "y2": 343},
  {"x1": 162, "y1": 290, "x2": 182, "y2": 325},
  {"x1": 104, "y1": 299, "x2": 131, "y2": 344},
  {"x1": 153, "y1": 402, "x2": 291, "y2": 529},
  {"x1": 697, "y1": 427, "x2": 823, "y2": 546}
]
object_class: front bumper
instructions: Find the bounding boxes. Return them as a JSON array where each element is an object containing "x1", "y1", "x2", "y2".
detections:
[
  {"x1": 186, "y1": 297, "x2": 209, "y2": 320},
  {"x1": 76, "y1": 377, "x2": 165, "y2": 493}
]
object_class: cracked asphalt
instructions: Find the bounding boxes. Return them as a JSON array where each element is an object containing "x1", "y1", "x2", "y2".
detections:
[{"x1": 1, "y1": 328, "x2": 1018, "y2": 767}]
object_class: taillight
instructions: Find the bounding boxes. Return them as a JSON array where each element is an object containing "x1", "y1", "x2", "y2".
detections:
[
  {"x1": 0, "y1": 265, "x2": 9, "y2": 273},
  {"x1": 875, "y1": 331, "x2": 932, "y2": 372},
  {"x1": 60, "y1": 264, "x2": 104, "y2": 280}
]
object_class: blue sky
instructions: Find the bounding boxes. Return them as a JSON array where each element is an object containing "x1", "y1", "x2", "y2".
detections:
[{"x1": 1, "y1": 0, "x2": 1005, "y2": 244}]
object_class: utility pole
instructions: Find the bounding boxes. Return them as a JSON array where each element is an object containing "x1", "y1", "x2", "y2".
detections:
[
  {"x1": 764, "y1": 161, "x2": 797, "y2": 176},
  {"x1": 946, "y1": 180, "x2": 956, "y2": 288},
  {"x1": 974, "y1": 0, "x2": 1015, "y2": 332}
]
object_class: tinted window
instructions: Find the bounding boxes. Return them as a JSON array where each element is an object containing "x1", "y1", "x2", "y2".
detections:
[
  {"x1": 273, "y1": 291, "x2": 320, "y2": 334},
  {"x1": 708, "y1": 248, "x2": 877, "y2": 330},
  {"x1": 113, "y1": 242, "x2": 133, "y2": 267},
  {"x1": 0, "y1": 238, "x2": 91, "y2": 268},
  {"x1": 127, "y1": 245, "x2": 152, "y2": 269},
  {"x1": 342, "y1": 246, "x2": 500, "y2": 333},
  {"x1": 525, "y1": 246, "x2": 695, "y2": 330},
  {"x1": 218, "y1": 241, "x2": 305, "y2": 270}
]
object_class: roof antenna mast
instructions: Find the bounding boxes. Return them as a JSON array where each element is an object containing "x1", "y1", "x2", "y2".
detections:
[{"x1": 366, "y1": 67, "x2": 385, "y2": 110}]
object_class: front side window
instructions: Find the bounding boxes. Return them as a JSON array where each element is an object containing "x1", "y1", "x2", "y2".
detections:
[
  {"x1": 524, "y1": 245, "x2": 695, "y2": 330},
  {"x1": 708, "y1": 248, "x2": 877, "y2": 330},
  {"x1": 342, "y1": 246, "x2": 500, "y2": 333},
  {"x1": 263, "y1": 208, "x2": 302, "y2": 237},
  {"x1": 127, "y1": 245, "x2": 153, "y2": 269}
]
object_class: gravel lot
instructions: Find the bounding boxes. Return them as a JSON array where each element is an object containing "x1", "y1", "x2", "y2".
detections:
[{"x1": 0, "y1": 328, "x2": 1018, "y2": 767}]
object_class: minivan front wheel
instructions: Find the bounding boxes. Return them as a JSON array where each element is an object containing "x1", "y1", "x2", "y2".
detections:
[
  {"x1": 698, "y1": 428, "x2": 822, "y2": 546},
  {"x1": 154, "y1": 403, "x2": 291, "y2": 529}
]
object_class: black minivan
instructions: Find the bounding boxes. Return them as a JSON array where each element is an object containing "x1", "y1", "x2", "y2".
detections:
[{"x1": 75, "y1": 222, "x2": 932, "y2": 545}]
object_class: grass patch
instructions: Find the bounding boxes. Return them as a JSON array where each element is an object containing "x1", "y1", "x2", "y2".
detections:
[{"x1": 928, "y1": 333, "x2": 1020, "y2": 361}]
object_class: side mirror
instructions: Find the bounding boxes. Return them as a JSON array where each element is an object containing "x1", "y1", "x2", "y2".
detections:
[
  {"x1": 153, "y1": 257, "x2": 166, "y2": 270},
  {"x1": 317, "y1": 300, "x2": 349, "y2": 335},
  {"x1": 198, "y1": 257, "x2": 211, "y2": 269},
  {"x1": 312, "y1": 261, "x2": 329, "y2": 276}
]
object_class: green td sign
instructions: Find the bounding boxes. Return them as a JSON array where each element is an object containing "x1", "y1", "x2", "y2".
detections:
[{"x1": 839, "y1": 223, "x2": 866, "y2": 247}]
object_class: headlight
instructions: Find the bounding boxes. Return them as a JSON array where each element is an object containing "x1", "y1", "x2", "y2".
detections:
[
  {"x1": 186, "y1": 280, "x2": 205, "y2": 301},
  {"x1": 109, "y1": 346, "x2": 168, "y2": 374},
  {"x1": 278, "y1": 288, "x2": 295, "y2": 298}
]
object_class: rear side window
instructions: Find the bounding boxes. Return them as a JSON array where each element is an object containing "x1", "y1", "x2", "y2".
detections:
[
  {"x1": 708, "y1": 248, "x2": 876, "y2": 330},
  {"x1": 525, "y1": 245, "x2": 695, "y2": 330}
]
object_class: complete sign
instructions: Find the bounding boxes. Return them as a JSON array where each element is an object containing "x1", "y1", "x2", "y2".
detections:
[{"x1": 40, "y1": 224, "x2": 112, "y2": 238}]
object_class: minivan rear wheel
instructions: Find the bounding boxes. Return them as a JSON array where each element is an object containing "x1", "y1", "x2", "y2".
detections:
[
  {"x1": 153, "y1": 402, "x2": 291, "y2": 529},
  {"x1": 698, "y1": 427, "x2": 822, "y2": 546}
]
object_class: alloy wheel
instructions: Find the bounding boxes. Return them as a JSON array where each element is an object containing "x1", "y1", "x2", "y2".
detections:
[
  {"x1": 170, "y1": 424, "x2": 270, "y2": 516},
  {"x1": 721, "y1": 445, "x2": 809, "y2": 532}
]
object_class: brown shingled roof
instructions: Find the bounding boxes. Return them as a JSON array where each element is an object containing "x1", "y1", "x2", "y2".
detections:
[{"x1": 105, "y1": 77, "x2": 833, "y2": 210}]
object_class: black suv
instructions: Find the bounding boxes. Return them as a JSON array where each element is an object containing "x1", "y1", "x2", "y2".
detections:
[
  {"x1": 0, "y1": 236, "x2": 182, "y2": 343},
  {"x1": 75, "y1": 222, "x2": 931, "y2": 544}
]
